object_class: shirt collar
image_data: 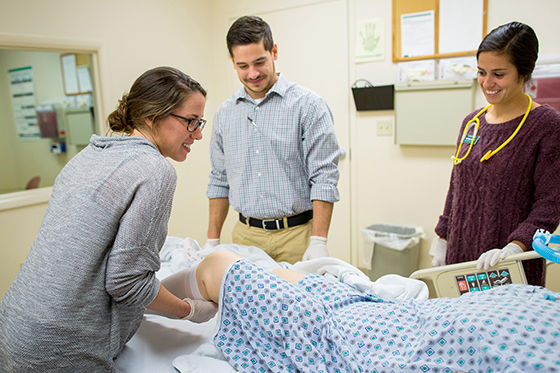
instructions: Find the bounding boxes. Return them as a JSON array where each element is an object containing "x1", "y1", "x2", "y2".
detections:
[{"x1": 235, "y1": 73, "x2": 287, "y2": 103}]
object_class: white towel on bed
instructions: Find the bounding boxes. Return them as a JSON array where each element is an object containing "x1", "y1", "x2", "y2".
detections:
[{"x1": 290, "y1": 257, "x2": 429, "y2": 301}]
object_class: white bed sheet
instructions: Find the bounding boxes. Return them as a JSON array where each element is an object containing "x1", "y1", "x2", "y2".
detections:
[{"x1": 115, "y1": 315, "x2": 216, "y2": 373}]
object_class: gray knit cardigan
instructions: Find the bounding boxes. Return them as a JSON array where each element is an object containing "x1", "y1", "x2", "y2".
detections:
[{"x1": 0, "y1": 135, "x2": 176, "y2": 372}]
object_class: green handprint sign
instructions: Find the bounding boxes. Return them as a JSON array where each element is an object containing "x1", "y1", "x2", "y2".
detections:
[{"x1": 360, "y1": 22, "x2": 380, "y2": 52}]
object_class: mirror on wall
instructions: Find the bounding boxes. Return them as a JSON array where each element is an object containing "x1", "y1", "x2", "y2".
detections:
[{"x1": 0, "y1": 49, "x2": 100, "y2": 195}]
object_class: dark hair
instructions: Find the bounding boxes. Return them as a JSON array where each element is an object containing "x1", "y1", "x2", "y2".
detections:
[
  {"x1": 226, "y1": 16, "x2": 274, "y2": 57},
  {"x1": 477, "y1": 21, "x2": 539, "y2": 83},
  {"x1": 107, "y1": 66, "x2": 207, "y2": 135}
]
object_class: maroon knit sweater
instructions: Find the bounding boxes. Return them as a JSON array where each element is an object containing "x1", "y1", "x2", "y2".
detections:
[{"x1": 436, "y1": 105, "x2": 560, "y2": 286}]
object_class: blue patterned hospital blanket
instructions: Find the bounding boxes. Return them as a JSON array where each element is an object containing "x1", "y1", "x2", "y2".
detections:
[{"x1": 214, "y1": 259, "x2": 560, "y2": 372}]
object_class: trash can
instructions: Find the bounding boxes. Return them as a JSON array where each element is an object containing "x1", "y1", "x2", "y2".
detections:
[{"x1": 360, "y1": 224, "x2": 424, "y2": 281}]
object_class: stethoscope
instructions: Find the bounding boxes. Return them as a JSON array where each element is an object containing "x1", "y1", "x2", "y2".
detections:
[{"x1": 453, "y1": 93, "x2": 532, "y2": 165}]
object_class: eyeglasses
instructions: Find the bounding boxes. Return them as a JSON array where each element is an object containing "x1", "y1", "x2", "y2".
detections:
[{"x1": 170, "y1": 113, "x2": 207, "y2": 132}]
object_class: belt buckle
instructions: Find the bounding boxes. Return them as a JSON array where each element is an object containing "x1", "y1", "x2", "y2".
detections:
[{"x1": 262, "y1": 219, "x2": 280, "y2": 231}]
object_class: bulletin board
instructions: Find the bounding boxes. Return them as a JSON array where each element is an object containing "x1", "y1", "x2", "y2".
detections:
[{"x1": 392, "y1": 0, "x2": 487, "y2": 62}]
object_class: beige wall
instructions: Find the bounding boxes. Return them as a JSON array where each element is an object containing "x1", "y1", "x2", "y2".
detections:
[{"x1": 1, "y1": 0, "x2": 559, "y2": 298}]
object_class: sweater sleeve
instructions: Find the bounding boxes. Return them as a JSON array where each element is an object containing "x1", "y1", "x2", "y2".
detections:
[
  {"x1": 435, "y1": 173, "x2": 455, "y2": 239},
  {"x1": 435, "y1": 112, "x2": 474, "y2": 239},
  {"x1": 104, "y1": 156, "x2": 177, "y2": 307},
  {"x1": 507, "y1": 109, "x2": 560, "y2": 248}
]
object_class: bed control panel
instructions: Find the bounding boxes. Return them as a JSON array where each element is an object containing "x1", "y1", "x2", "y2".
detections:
[{"x1": 455, "y1": 269, "x2": 512, "y2": 295}]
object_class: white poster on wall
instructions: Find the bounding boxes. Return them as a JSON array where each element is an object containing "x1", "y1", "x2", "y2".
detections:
[
  {"x1": 356, "y1": 18, "x2": 385, "y2": 63},
  {"x1": 8, "y1": 66, "x2": 40, "y2": 140},
  {"x1": 400, "y1": 11, "x2": 435, "y2": 58}
]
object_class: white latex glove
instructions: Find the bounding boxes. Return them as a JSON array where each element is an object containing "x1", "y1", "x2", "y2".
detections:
[
  {"x1": 205, "y1": 238, "x2": 220, "y2": 248},
  {"x1": 302, "y1": 236, "x2": 329, "y2": 261},
  {"x1": 431, "y1": 238, "x2": 447, "y2": 267},
  {"x1": 182, "y1": 298, "x2": 218, "y2": 323},
  {"x1": 476, "y1": 242, "x2": 524, "y2": 270}
]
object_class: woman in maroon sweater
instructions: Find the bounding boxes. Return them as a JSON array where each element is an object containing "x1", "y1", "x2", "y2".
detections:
[{"x1": 433, "y1": 21, "x2": 560, "y2": 286}]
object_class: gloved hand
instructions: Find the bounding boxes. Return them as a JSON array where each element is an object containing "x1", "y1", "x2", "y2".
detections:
[
  {"x1": 431, "y1": 238, "x2": 447, "y2": 267},
  {"x1": 204, "y1": 238, "x2": 220, "y2": 248},
  {"x1": 302, "y1": 236, "x2": 329, "y2": 261},
  {"x1": 182, "y1": 298, "x2": 218, "y2": 323},
  {"x1": 476, "y1": 242, "x2": 524, "y2": 270}
]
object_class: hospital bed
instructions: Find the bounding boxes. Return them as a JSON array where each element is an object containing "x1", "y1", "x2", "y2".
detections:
[
  {"x1": 114, "y1": 233, "x2": 559, "y2": 372},
  {"x1": 114, "y1": 236, "x2": 428, "y2": 372}
]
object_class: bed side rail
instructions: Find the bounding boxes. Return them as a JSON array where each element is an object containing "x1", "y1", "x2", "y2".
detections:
[{"x1": 409, "y1": 251, "x2": 545, "y2": 298}]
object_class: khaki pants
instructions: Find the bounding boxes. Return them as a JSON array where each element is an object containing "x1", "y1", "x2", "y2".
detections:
[{"x1": 232, "y1": 219, "x2": 312, "y2": 264}]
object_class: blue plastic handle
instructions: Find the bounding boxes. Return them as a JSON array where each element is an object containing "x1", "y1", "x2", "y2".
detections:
[{"x1": 532, "y1": 229, "x2": 560, "y2": 264}]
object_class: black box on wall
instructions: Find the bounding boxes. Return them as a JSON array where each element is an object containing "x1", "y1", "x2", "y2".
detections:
[{"x1": 352, "y1": 83, "x2": 394, "y2": 111}]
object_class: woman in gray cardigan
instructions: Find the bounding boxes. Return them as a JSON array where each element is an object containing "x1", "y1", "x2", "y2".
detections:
[{"x1": 0, "y1": 66, "x2": 217, "y2": 372}]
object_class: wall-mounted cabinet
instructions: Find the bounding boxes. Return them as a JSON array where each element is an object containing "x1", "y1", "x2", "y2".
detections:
[{"x1": 395, "y1": 79, "x2": 476, "y2": 146}]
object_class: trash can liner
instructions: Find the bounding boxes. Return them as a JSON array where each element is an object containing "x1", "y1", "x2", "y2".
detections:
[{"x1": 360, "y1": 224, "x2": 424, "y2": 270}]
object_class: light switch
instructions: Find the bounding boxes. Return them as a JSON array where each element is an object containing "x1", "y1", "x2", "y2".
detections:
[{"x1": 376, "y1": 119, "x2": 393, "y2": 136}]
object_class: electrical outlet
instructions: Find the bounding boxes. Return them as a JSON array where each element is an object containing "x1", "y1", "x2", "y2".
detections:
[{"x1": 376, "y1": 119, "x2": 393, "y2": 136}]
